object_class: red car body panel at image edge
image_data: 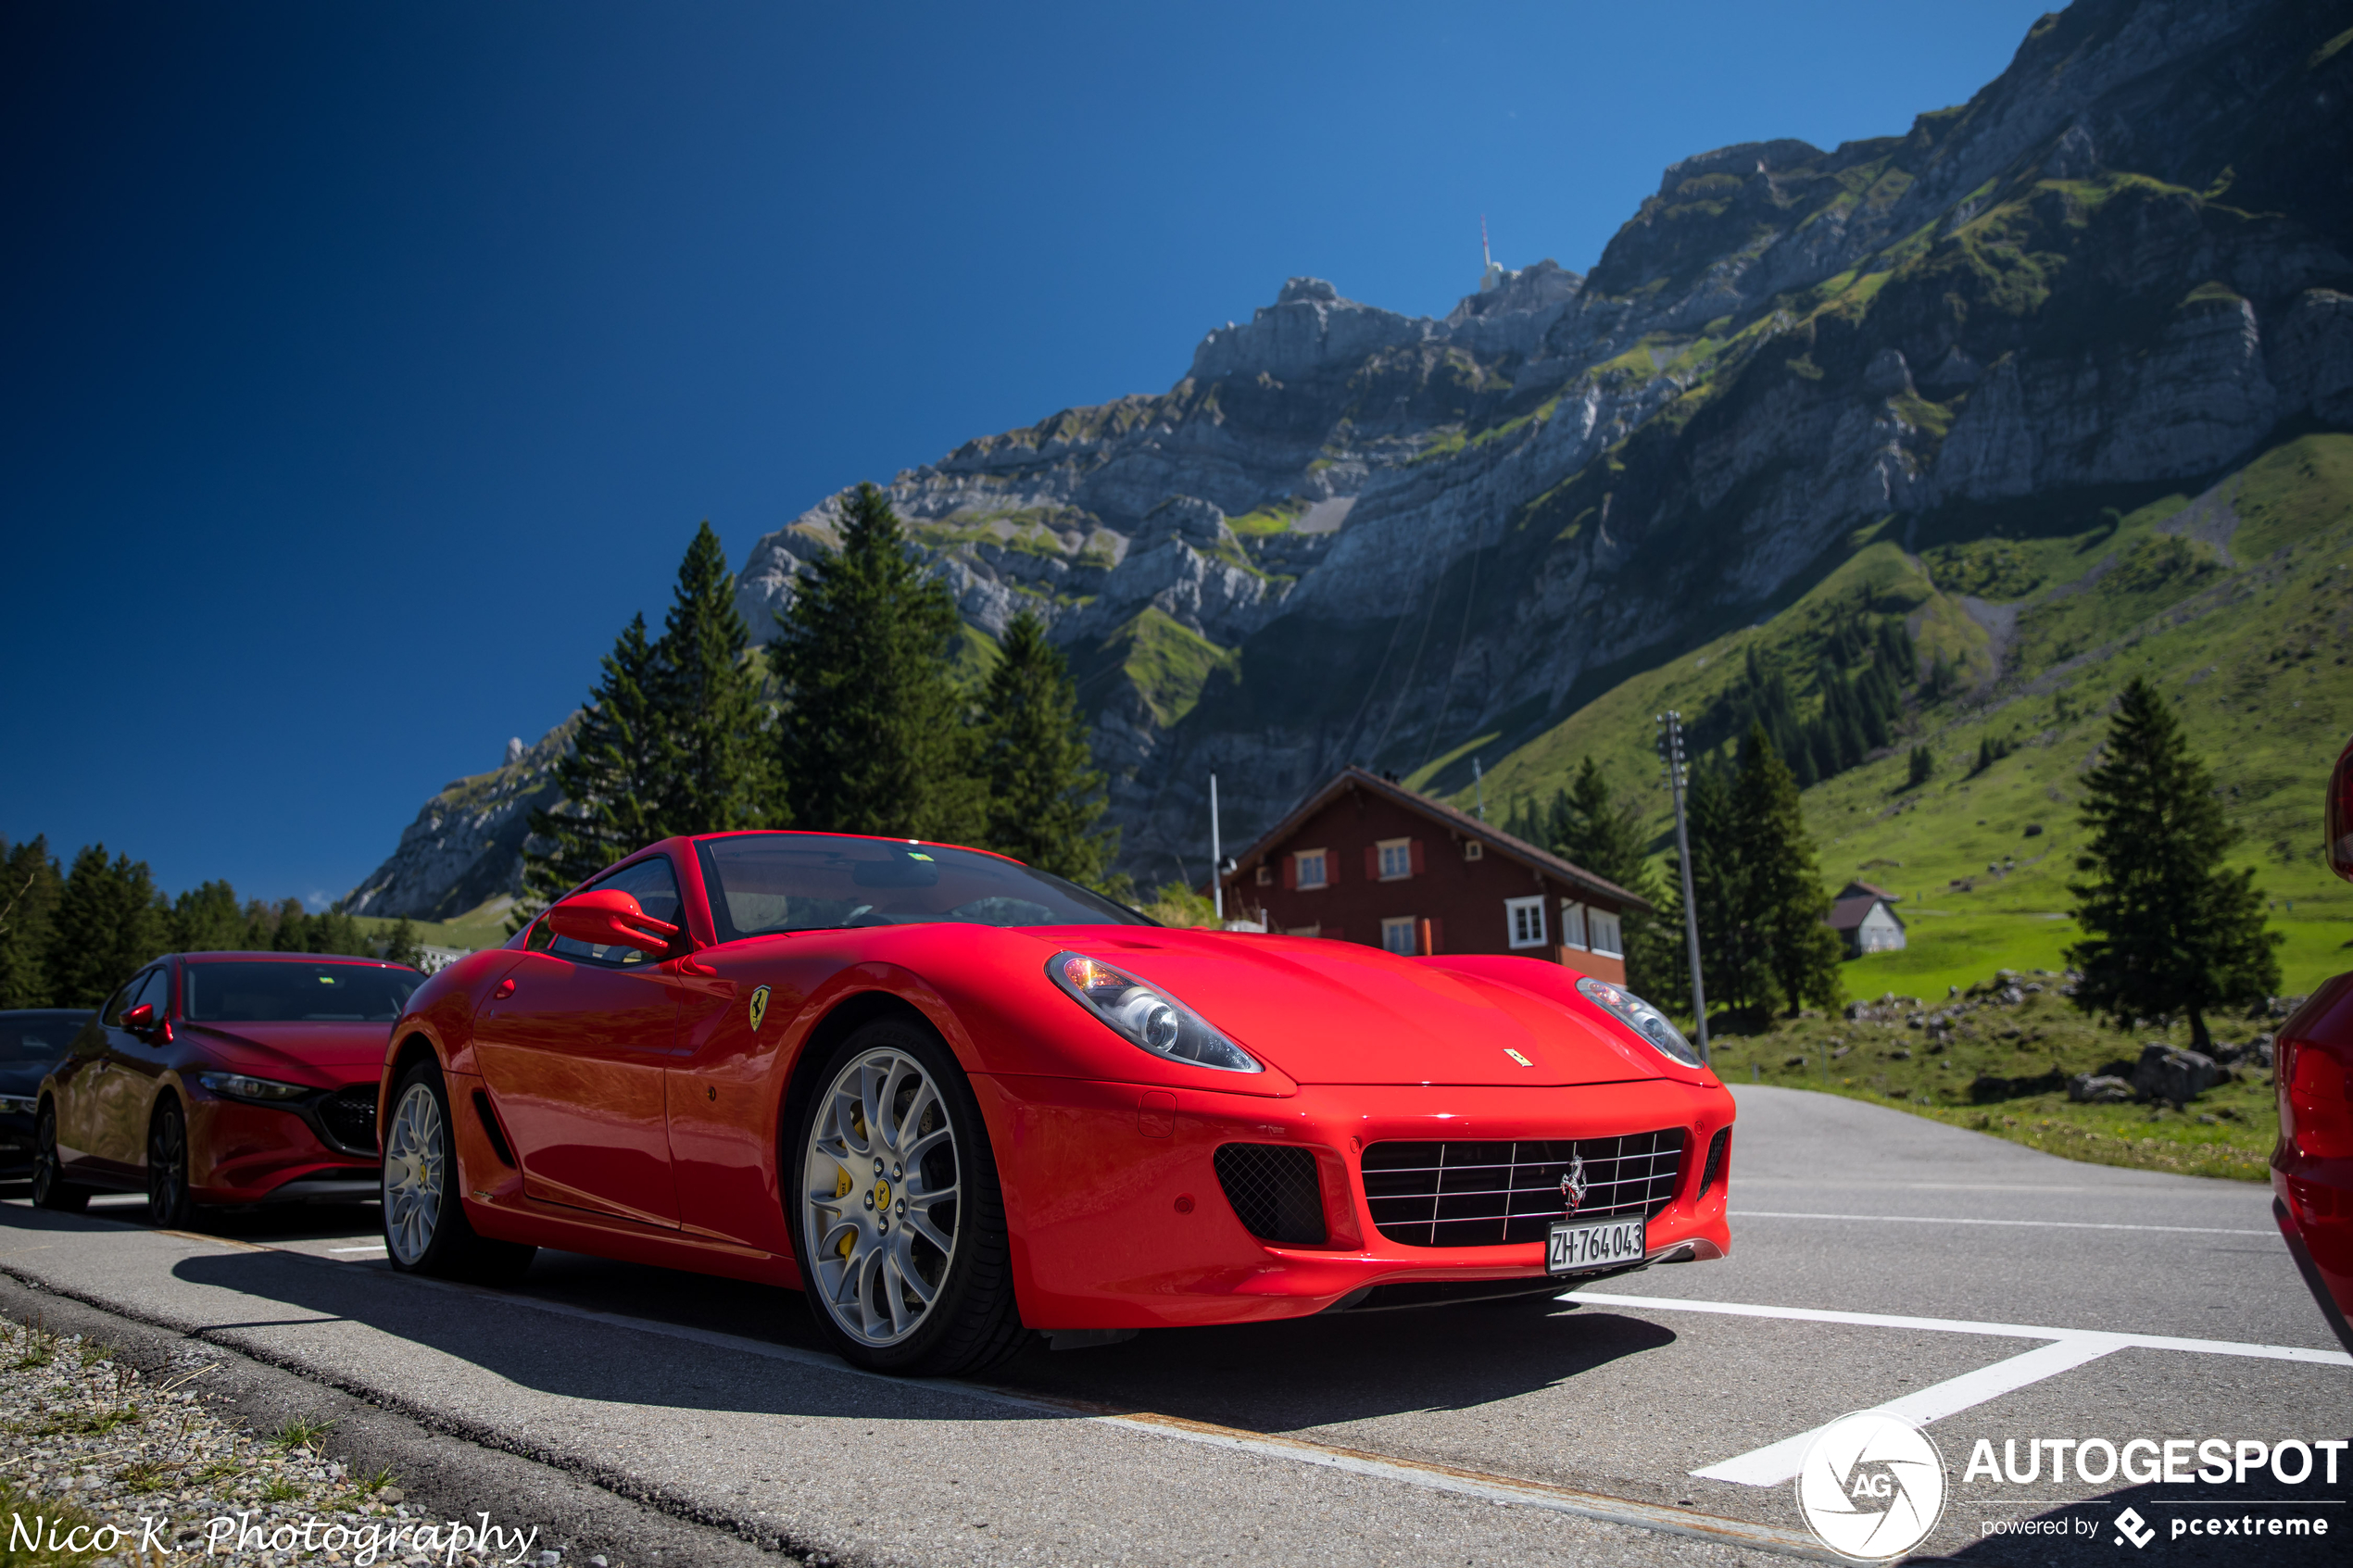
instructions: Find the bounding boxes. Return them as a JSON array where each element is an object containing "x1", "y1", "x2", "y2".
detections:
[
  {"x1": 37, "y1": 952, "x2": 420, "y2": 1213},
  {"x1": 379, "y1": 832, "x2": 1735, "y2": 1336},
  {"x1": 2271, "y1": 731, "x2": 2353, "y2": 1354}
]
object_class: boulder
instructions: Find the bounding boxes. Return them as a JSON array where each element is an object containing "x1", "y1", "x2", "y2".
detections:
[
  {"x1": 2131, "y1": 1043, "x2": 2219, "y2": 1106},
  {"x1": 2069, "y1": 1073, "x2": 2134, "y2": 1104}
]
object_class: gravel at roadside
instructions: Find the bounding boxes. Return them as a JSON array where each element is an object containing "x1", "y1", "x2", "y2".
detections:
[{"x1": 1, "y1": 1311, "x2": 552, "y2": 1567}]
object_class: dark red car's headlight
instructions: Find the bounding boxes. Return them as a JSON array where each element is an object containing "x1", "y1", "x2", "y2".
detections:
[{"x1": 196, "y1": 1072, "x2": 309, "y2": 1104}]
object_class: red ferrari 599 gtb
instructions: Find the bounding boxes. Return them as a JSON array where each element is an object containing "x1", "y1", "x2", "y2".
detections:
[{"x1": 380, "y1": 831, "x2": 1735, "y2": 1375}]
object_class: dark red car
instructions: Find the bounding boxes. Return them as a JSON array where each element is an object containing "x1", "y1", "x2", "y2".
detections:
[
  {"x1": 2274, "y1": 734, "x2": 2353, "y2": 1354},
  {"x1": 32, "y1": 951, "x2": 422, "y2": 1224}
]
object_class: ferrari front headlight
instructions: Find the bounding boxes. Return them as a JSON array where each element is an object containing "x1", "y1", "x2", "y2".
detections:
[
  {"x1": 1577, "y1": 976, "x2": 1703, "y2": 1068},
  {"x1": 1049, "y1": 952, "x2": 1262, "y2": 1073}
]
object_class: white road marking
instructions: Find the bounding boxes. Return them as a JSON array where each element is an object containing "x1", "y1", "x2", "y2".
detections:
[
  {"x1": 1567, "y1": 1293, "x2": 2353, "y2": 1488},
  {"x1": 1730, "y1": 1210, "x2": 2269, "y2": 1236},
  {"x1": 1568, "y1": 1292, "x2": 2353, "y2": 1365},
  {"x1": 1689, "y1": 1338, "x2": 2128, "y2": 1486}
]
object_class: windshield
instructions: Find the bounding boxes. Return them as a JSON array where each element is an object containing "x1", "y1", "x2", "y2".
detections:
[
  {"x1": 0, "y1": 1013, "x2": 90, "y2": 1065},
  {"x1": 697, "y1": 834, "x2": 1151, "y2": 942},
  {"x1": 183, "y1": 962, "x2": 422, "y2": 1022}
]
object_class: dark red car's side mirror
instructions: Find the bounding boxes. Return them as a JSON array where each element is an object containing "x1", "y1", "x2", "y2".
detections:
[
  {"x1": 121, "y1": 1002, "x2": 156, "y2": 1031},
  {"x1": 546, "y1": 889, "x2": 680, "y2": 957}
]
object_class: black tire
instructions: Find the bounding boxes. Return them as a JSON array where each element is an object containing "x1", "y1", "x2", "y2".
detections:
[
  {"x1": 30, "y1": 1101, "x2": 89, "y2": 1213},
  {"x1": 786, "y1": 1016, "x2": 1027, "y2": 1376},
  {"x1": 381, "y1": 1059, "x2": 536, "y2": 1286},
  {"x1": 146, "y1": 1098, "x2": 197, "y2": 1228}
]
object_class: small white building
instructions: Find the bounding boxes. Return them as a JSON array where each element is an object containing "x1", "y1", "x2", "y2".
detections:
[{"x1": 1828, "y1": 881, "x2": 1906, "y2": 956}]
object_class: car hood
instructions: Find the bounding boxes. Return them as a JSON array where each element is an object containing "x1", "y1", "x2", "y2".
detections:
[
  {"x1": 0, "y1": 1063, "x2": 56, "y2": 1097},
  {"x1": 1048, "y1": 928, "x2": 1694, "y2": 1087},
  {"x1": 182, "y1": 1022, "x2": 390, "y2": 1085}
]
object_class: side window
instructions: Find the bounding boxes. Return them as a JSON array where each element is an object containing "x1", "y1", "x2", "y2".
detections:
[
  {"x1": 549, "y1": 855, "x2": 685, "y2": 968},
  {"x1": 102, "y1": 979, "x2": 140, "y2": 1028}
]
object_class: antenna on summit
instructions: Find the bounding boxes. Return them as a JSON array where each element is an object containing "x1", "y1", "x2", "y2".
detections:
[{"x1": 1478, "y1": 215, "x2": 1504, "y2": 294}]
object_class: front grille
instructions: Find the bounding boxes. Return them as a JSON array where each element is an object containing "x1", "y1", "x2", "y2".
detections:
[
  {"x1": 1213, "y1": 1143, "x2": 1327, "y2": 1245},
  {"x1": 1363, "y1": 1130, "x2": 1686, "y2": 1248},
  {"x1": 315, "y1": 1085, "x2": 379, "y2": 1155}
]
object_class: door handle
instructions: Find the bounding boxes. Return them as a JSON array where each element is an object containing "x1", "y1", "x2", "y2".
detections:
[{"x1": 494, "y1": 979, "x2": 516, "y2": 999}]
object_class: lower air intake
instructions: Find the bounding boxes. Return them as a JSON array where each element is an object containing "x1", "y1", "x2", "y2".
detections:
[
  {"x1": 1213, "y1": 1143, "x2": 1327, "y2": 1245},
  {"x1": 315, "y1": 1085, "x2": 379, "y2": 1156},
  {"x1": 1363, "y1": 1130, "x2": 1686, "y2": 1247},
  {"x1": 1699, "y1": 1126, "x2": 1730, "y2": 1198}
]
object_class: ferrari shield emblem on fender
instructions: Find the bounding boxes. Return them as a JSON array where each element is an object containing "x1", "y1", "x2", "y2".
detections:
[{"x1": 748, "y1": 985, "x2": 771, "y2": 1034}]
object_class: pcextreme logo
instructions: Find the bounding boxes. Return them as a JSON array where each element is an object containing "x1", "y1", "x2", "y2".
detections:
[{"x1": 1794, "y1": 1411, "x2": 1948, "y2": 1561}]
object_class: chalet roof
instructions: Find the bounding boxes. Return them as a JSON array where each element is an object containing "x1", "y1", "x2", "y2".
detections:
[
  {"x1": 1827, "y1": 893, "x2": 1905, "y2": 932},
  {"x1": 1223, "y1": 765, "x2": 1655, "y2": 914},
  {"x1": 1840, "y1": 880, "x2": 1901, "y2": 902}
]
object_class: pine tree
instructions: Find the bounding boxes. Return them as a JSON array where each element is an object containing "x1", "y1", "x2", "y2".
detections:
[
  {"x1": 381, "y1": 918, "x2": 424, "y2": 968},
  {"x1": 46, "y1": 846, "x2": 170, "y2": 1006},
  {"x1": 171, "y1": 880, "x2": 246, "y2": 952},
  {"x1": 771, "y1": 483, "x2": 982, "y2": 841},
  {"x1": 1548, "y1": 757, "x2": 1681, "y2": 1003},
  {"x1": 2067, "y1": 676, "x2": 2280, "y2": 1049},
  {"x1": 1731, "y1": 725, "x2": 1845, "y2": 1017},
  {"x1": 0, "y1": 836, "x2": 64, "y2": 1008},
  {"x1": 1906, "y1": 746, "x2": 1933, "y2": 789},
  {"x1": 654, "y1": 521, "x2": 778, "y2": 835},
  {"x1": 1677, "y1": 760, "x2": 1767, "y2": 1022},
  {"x1": 521, "y1": 613, "x2": 672, "y2": 915},
  {"x1": 977, "y1": 610, "x2": 1115, "y2": 882}
]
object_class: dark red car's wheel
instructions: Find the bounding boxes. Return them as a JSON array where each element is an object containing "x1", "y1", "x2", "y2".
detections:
[
  {"x1": 789, "y1": 1017, "x2": 1026, "y2": 1376},
  {"x1": 30, "y1": 1101, "x2": 89, "y2": 1213},
  {"x1": 146, "y1": 1099, "x2": 196, "y2": 1228},
  {"x1": 381, "y1": 1059, "x2": 535, "y2": 1286}
]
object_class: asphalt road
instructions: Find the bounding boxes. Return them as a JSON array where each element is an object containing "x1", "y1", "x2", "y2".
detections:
[{"x1": 4, "y1": 1084, "x2": 2347, "y2": 1566}]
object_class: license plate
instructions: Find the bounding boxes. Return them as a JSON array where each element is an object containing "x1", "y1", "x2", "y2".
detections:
[{"x1": 1547, "y1": 1216, "x2": 1645, "y2": 1274}]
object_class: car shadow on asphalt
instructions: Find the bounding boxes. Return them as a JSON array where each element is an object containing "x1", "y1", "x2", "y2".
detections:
[{"x1": 144, "y1": 1242, "x2": 1672, "y2": 1434}]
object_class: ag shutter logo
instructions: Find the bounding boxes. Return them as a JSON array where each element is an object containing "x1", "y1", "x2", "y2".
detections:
[{"x1": 1794, "y1": 1411, "x2": 1949, "y2": 1560}]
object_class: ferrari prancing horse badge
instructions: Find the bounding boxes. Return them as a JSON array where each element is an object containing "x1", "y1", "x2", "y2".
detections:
[{"x1": 749, "y1": 985, "x2": 771, "y2": 1033}]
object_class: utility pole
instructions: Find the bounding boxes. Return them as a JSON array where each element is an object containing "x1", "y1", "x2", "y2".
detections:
[
  {"x1": 1656, "y1": 711, "x2": 1710, "y2": 1063},
  {"x1": 1209, "y1": 772, "x2": 1223, "y2": 922},
  {"x1": 1472, "y1": 757, "x2": 1487, "y2": 822}
]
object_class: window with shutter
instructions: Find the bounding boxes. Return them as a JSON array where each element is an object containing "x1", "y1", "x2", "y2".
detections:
[
  {"x1": 1376, "y1": 838, "x2": 1411, "y2": 880},
  {"x1": 1379, "y1": 917, "x2": 1416, "y2": 954},
  {"x1": 1295, "y1": 850, "x2": 1328, "y2": 890},
  {"x1": 1588, "y1": 908, "x2": 1624, "y2": 958},
  {"x1": 1559, "y1": 900, "x2": 1589, "y2": 950}
]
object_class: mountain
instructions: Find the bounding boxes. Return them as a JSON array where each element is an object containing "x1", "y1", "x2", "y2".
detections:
[{"x1": 346, "y1": 0, "x2": 2353, "y2": 934}]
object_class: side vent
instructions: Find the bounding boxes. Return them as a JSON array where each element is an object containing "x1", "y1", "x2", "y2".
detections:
[
  {"x1": 1213, "y1": 1144, "x2": 1326, "y2": 1245},
  {"x1": 1698, "y1": 1127, "x2": 1730, "y2": 1199},
  {"x1": 472, "y1": 1091, "x2": 518, "y2": 1168}
]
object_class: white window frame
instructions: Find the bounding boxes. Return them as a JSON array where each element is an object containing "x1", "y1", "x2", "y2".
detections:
[
  {"x1": 1504, "y1": 895, "x2": 1546, "y2": 950},
  {"x1": 1379, "y1": 916, "x2": 1417, "y2": 954},
  {"x1": 1377, "y1": 837, "x2": 1413, "y2": 882},
  {"x1": 1295, "y1": 848, "x2": 1328, "y2": 890},
  {"x1": 1588, "y1": 907, "x2": 1624, "y2": 959},
  {"x1": 1463, "y1": 840, "x2": 1484, "y2": 861},
  {"x1": 1558, "y1": 899, "x2": 1589, "y2": 950},
  {"x1": 1254, "y1": 864, "x2": 1273, "y2": 886}
]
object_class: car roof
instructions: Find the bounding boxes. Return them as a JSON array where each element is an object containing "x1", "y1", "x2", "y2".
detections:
[{"x1": 689, "y1": 829, "x2": 1026, "y2": 867}]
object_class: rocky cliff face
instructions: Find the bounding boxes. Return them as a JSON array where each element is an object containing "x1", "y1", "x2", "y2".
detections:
[
  {"x1": 353, "y1": 0, "x2": 2353, "y2": 911},
  {"x1": 342, "y1": 720, "x2": 574, "y2": 922}
]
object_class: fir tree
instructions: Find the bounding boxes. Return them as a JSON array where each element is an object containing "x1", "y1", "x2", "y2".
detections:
[
  {"x1": 1547, "y1": 757, "x2": 1680, "y2": 1003},
  {"x1": 977, "y1": 610, "x2": 1115, "y2": 882},
  {"x1": 1906, "y1": 746, "x2": 1934, "y2": 789},
  {"x1": 1675, "y1": 761, "x2": 1766, "y2": 1022},
  {"x1": 1732, "y1": 725, "x2": 1844, "y2": 1018},
  {"x1": 521, "y1": 613, "x2": 672, "y2": 915},
  {"x1": 171, "y1": 880, "x2": 246, "y2": 952},
  {"x1": 771, "y1": 483, "x2": 982, "y2": 841},
  {"x1": 654, "y1": 521, "x2": 778, "y2": 835},
  {"x1": 0, "y1": 836, "x2": 64, "y2": 1008},
  {"x1": 46, "y1": 846, "x2": 169, "y2": 1005},
  {"x1": 2067, "y1": 677, "x2": 2280, "y2": 1049},
  {"x1": 381, "y1": 918, "x2": 424, "y2": 968}
]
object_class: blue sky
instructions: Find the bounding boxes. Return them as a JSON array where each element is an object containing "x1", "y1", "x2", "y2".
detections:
[{"x1": 1, "y1": 0, "x2": 2055, "y2": 908}]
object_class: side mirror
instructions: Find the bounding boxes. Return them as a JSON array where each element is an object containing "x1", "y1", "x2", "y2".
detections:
[
  {"x1": 121, "y1": 1002, "x2": 156, "y2": 1032},
  {"x1": 546, "y1": 889, "x2": 681, "y2": 957}
]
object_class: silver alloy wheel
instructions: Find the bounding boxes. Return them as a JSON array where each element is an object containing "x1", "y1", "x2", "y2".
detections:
[
  {"x1": 383, "y1": 1082, "x2": 445, "y2": 1266},
  {"x1": 802, "y1": 1047, "x2": 961, "y2": 1347}
]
